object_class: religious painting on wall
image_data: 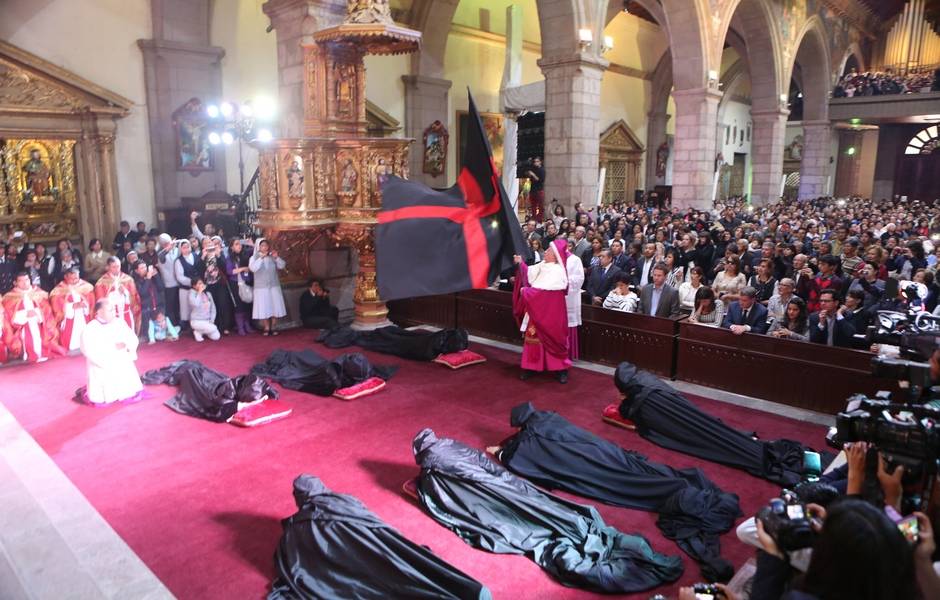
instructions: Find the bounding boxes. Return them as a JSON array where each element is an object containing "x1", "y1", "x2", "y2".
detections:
[
  {"x1": 422, "y1": 120, "x2": 448, "y2": 177},
  {"x1": 456, "y1": 110, "x2": 503, "y2": 175},
  {"x1": 172, "y1": 97, "x2": 212, "y2": 172}
]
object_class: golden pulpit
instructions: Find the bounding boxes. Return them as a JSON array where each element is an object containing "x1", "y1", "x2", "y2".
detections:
[{"x1": 255, "y1": 0, "x2": 420, "y2": 328}]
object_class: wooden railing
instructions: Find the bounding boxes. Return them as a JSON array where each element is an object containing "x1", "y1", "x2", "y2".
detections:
[{"x1": 387, "y1": 290, "x2": 900, "y2": 414}]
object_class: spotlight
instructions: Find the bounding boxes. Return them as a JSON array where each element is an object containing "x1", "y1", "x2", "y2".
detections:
[
  {"x1": 797, "y1": 92, "x2": 803, "y2": 98},
  {"x1": 837, "y1": 199, "x2": 847, "y2": 207},
  {"x1": 239, "y1": 103, "x2": 254, "y2": 117},
  {"x1": 256, "y1": 128, "x2": 273, "y2": 143},
  {"x1": 208, "y1": 131, "x2": 222, "y2": 145},
  {"x1": 220, "y1": 102, "x2": 234, "y2": 117},
  {"x1": 206, "y1": 104, "x2": 220, "y2": 118},
  {"x1": 254, "y1": 96, "x2": 276, "y2": 120},
  {"x1": 846, "y1": 147, "x2": 856, "y2": 156},
  {"x1": 221, "y1": 131, "x2": 235, "y2": 145}
]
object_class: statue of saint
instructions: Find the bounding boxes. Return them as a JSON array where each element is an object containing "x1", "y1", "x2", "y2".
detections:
[
  {"x1": 23, "y1": 148, "x2": 52, "y2": 198},
  {"x1": 340, "y1": 159, "x2": 358, "y2": 193},
  {"x1": 375, "y1": 158, "x2": 390, "y2": 190},
  {"x1": 655, "y1": 142, "x2": 669, "y2": 179},
  {"x1": 287, "y1": 157, "x2": 304, "y2": 198},
  {"x1": 346, "y1": 0, "x2": 393, "y2": 25},
  {"x1": 334, "y1": 64, "x2": 356, "y2": 117}
]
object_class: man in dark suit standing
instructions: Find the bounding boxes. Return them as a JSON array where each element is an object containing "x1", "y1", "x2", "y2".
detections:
[
  {"x1": 586, "y1": 250, "x2": 621, "y2": 305},
  {"x1": 639, "y1": 263, "x2": 680, "y2": 318},
  {"x1": 609, "y1": 240, "x2": 635, "y2": 278},
  {"x1": 634, "y1": 242, "x2": 657, "y2": 287},
  {"x1": 721, "y1": 286, "x2": 770, "y2": 334},
  {"x1": 808, "y1": 288, "x2": 856, "y2": 348}
]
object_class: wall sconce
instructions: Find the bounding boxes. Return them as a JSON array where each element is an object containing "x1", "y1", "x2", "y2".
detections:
[
  {"x1": 601, "y1": 35, "x2": 614, "y2": 53},
  {"x1": 707, "y1": 70, "x2": 719, "y2": 89},
  {"x1": 578, "y1": 28, "x2": 593, "y2": 50},
  {"x1": 779, "y1": 93, "x2": 788, "y2": 103}
]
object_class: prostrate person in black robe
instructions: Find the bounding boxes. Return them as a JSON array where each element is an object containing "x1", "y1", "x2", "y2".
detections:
[
  {"x1": 251, "y1": 349, "x2": 395, "y2": 396},
  {"x1": 613, "y1": 362, "x2": 814, "y2": 487},
  {"x1": 317, "y1": 325, "x2": 469, "y2": 361},
  {"x1": 411, "y1": 428, "x2": 683, "y2": 594},
  {"x1": 143, "y1": 359, "x2": 278, "y2": 422},
  {"x1": 496, "y1": 402, "x2": 741, "y2": 582},
  {"x1": 299, "y1": 279, "x2": 339, "y2": 330},
  {"x1": 270, "y1": 475, "x2": 490, "y2": 600}
]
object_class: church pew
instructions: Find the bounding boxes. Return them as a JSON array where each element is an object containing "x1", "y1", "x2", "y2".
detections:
[{"x1": 674, "y1": 321, "x2": 900, "y2": 414}]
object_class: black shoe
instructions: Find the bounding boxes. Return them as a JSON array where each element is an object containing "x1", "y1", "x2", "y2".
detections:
[
  {"x1": 557, "y1": 370, "x2": 568, "y2": 384},
  {"x1": 519, "y1": 370, "x2": 533, "y2": 381}
]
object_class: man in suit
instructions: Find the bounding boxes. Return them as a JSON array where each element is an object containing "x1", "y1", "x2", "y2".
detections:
[
  {"x1": 721, "y1": 286, "x2": 770, "y2": 335},
  {"x1": 634, "y1": 243, "x2": 657, "y2": 287},
  {"x1": 809, "y1": 288, "x2": 856, "y2": 348},
  {"x1": 638, "y1": 263, "x2": 680, "y2": 318},
  {"x1": 571, "y1": 226, "x2": 590, "y2": 260},
  {"x1": 586, "y1": 250, "x2": 621, "y2": 305},
  {"x1": 609, "y1": 240, "x2": 635, "y2": 277}
]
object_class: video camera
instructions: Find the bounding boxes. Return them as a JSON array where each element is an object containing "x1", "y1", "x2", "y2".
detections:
[
  {"x1": 826, "y1": 394, "x2": 940, "y2": 510},
  {"x1": 756, "y1": 489, "x2": 818, "y2": 552}
]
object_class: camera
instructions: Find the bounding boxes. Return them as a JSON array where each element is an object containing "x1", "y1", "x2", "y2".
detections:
[{"x1": 756, "y1": 490, "x2": 816, "y2": 552}]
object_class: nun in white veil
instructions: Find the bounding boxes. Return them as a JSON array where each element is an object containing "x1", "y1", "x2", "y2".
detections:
[{"x1": 248, "y1": 238, "x2": 287, "y2": 335}]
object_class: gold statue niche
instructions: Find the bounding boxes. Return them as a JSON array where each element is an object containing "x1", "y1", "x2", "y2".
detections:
[{"x1": 0, "y1": 138, "x2": 79, "y2": 241}]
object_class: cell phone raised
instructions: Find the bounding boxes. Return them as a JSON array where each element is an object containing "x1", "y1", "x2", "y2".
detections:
[{"x1": 898, "y1": 515, "x2": 919, "y2": 544}]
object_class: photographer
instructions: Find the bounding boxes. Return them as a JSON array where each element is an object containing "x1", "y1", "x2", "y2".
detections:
[{"x1": 743, "y1": 499, "x2": 937, "y2": 600}]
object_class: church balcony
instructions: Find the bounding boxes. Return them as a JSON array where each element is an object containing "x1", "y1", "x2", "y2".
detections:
[{"x1": 829, "y1": 91, "x2": 940, "y2": 124}]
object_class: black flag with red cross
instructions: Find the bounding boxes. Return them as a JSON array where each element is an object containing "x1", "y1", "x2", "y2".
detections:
[{"x1": 375, "y1": 91, "x2": 526, "y2": 301}]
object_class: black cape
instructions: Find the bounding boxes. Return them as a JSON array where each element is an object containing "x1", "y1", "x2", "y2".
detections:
[
  {"x1": 269, "y1": 475, "x2": 490, "y2": 600},
  {"x1": 317, "y1": 325, "x2": 469, "y2": 361},
  {"x1": 412, "y1": 429, "x2": 683, "y2": 594},
  {"x1": 499, "y1": 403, "x2": 741, "y2": 582},
  {"x1": 250, "y1": 349, "x2": 396, "y2": 396},
  {"x1": 614, "y1": 362, "x2": 808, "y2": 487},
  {"x1": 143, "y1": 360, "x2": 278, "y2": 423}
]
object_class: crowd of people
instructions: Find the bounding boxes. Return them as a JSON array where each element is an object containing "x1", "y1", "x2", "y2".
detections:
[
  {"x1": 513, "y1": 195, "x2": 940, "y2": 352},
  {"x1": 833, "y1": 67, "x2": 940, "y2": 97},
  {"x1": 0, "y1": 212, "x2": 342, "y2": 368}
]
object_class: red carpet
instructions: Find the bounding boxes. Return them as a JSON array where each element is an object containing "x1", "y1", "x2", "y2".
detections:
[{"x1": 0, "y1": 330, "x2": 827, "y2": 599}]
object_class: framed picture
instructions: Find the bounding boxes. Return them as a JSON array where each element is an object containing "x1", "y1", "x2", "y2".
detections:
[
  {"x1": 172, "y1": 97, "x2": 213, "y2": 172},
  {"x1": 422, "y1": 120, "x2": 448, "y2": 177},
  {"x1": 456, "y1": 110, "x2": 503, "y2": 174}
]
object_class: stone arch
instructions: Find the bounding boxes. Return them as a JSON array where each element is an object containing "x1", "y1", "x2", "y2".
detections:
[
  {"x1": 790, "y1": 16, "x2": 831, "y2": 122},
  {"x1": 790, "y1": 17, "x2": 834, "y2": 200},
  {"x1": 719, "y1": 0, "x2": 784, "y2": 110},
  {"x1": 408, "y1": 0, "x2": 460, "y2": 78},
  {"x1": 659, "y1": 0, "x2": 709, "y2": 89},
  {"x1": 646, "y1": 49, "x2": 673, "y2": 188},
  {"x1": 836, "y1": 42, "x2": 866, "y2": 81}
]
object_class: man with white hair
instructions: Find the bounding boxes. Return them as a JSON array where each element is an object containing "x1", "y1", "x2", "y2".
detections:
[
  {"x1": 156, "y1": 233, "x2": 180, "y2": 326},
  {"x1": 80, "y1": 298, "x2": 143, "y2": 406}
]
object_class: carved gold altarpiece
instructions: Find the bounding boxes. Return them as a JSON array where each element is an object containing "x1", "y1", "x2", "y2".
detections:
[
  {"x1": 0, "y1": 40, "x2": 131, "y2": 246},
  {"x1": 255, "y1": 0, "x2": 420, "y2": 327}
]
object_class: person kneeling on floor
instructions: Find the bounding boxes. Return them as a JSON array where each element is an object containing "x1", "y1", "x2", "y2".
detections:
[
  {"x1": 189, "y1": 277, "x2": 220, "y2": 342},
  {"x1": 147, "y1": 310, "x2": 179, "y2": 344}
]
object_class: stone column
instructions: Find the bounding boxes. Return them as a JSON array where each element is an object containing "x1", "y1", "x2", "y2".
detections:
[
  {"x1": 749, "y1": 108, "x2": 789, "y2": 206},
  {"x1": 94, "y1": 134, "x2": 121, "y2": 245},
  {"x1": 538, "y1": 54, "x2": 607, "y2": 212},
  {"x1": 670, "y1": 88, "x2": 721, "y2": 210},
  {"x1": 262, "y1": 0, "x2": 346, "y2": 139},
  {"x1": 401, "y1": 75, "x2": 452, "y2": 186},
  {"x1": 645, "y1": 110, "x2": 670, "y2": 189},
  {"x1": 799, "y1": 120, "x2": 833, "y2": 199},
  {"x1": 834, "y1": 129, "x2": 864, "y2": 197}
]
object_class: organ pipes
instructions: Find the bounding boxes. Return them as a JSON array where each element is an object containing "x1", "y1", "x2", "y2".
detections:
[{"x1": 881, "y1": 0, "x2": 940, "y2": 73}]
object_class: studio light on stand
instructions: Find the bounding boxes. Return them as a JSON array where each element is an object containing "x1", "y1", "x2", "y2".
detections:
[{"x1": 206, "y1": 98, "x2": 276, "y2": 236}]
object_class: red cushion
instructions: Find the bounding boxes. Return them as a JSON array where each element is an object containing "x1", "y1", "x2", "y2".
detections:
[
  {"x1": 229, "y1": 399, "x2": 293, "y2": 428},
  {"x1": 601, "y1": 403, "x2": 636, "y2": 430},
  {"x1": 333, "y1": 376, "x2": 386, "y2": 400},
  {"x1": 433, "y1": 349, "x2": 486, "y2": 369}
]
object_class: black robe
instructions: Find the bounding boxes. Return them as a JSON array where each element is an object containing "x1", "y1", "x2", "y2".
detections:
[
  {"x1": 412, "y1": 429, "x2": 683, "y2": 594},
  {"x1": 250, "y1": 349, "x2": 396, "y2": 396},
  {"x1": 499, "y1": 403, "x2": 741, "y2": 582},
  {"x1": 269, "y1": 475, "x2": 489, "y2": 600},
  {"x1": 614, "y1": 362, "x2": 809, "y2": 487},
  {"x1": 143, "y1": 360, "x2": 278, "y2": 422},
  {"x1": 317, "y1": 325, "x2": 468, "y2": 361}
]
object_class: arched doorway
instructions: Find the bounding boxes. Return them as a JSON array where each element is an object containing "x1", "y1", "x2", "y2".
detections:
[
  {"x1": 789, "y1": 18, "x2": 833, "y2": 200},
  {"x1": 897, "y1": 125, "x2": 940, "y2": 200}
]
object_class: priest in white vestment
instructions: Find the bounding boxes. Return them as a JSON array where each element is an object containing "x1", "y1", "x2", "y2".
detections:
[{"x1": 80, "y1": 298, "x2": 144, "y2": 406}]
